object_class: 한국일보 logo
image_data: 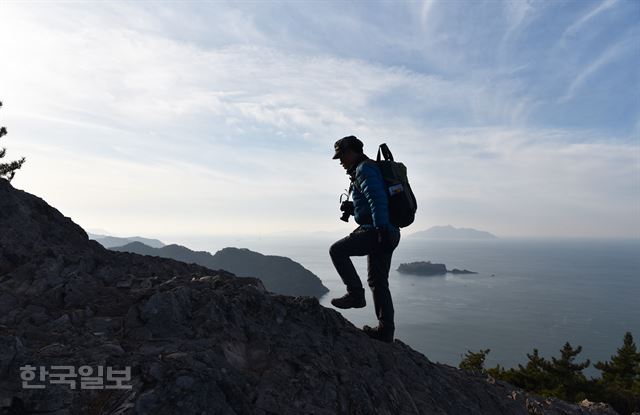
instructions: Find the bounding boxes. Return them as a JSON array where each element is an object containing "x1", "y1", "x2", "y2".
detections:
[{"x1": 20, "y1": 365, "x2": 132, "y2": 390}]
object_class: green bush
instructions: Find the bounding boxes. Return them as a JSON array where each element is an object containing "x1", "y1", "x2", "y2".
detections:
[{"x1": 459, "y1": 332, "x2": 640, "y2": 415}]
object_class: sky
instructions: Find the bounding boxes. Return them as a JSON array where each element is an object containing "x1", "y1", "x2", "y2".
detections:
[{"x1": 0, "y1": 0, "x2": 639, "y2": 240}]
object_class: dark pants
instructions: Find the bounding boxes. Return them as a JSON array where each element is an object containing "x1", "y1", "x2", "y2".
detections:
[{"x1": 329, "y1": 226, "x2": 401, "y2": 328}]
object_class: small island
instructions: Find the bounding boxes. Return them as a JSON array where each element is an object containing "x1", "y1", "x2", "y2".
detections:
[{"x1": 398, "y1": 261, "x2": 478, "y2": 276}]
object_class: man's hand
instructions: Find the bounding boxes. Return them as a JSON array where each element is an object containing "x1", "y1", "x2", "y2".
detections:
[{"x1": 340, "y1": 201, "x2": 354, "y2": 216}]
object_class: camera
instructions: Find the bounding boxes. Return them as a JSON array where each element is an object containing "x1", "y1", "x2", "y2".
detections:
[{"x1": 340, "y1": 201, "x2": 354, "y2": 222}]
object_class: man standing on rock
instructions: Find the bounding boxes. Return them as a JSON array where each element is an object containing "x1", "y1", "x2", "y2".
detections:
[{"x1": 330, "y1": 135, "x2": 401, "y2": 343}]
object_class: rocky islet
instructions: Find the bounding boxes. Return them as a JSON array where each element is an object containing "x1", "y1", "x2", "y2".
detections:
[{"x1": 398, "y1": 261, "x2": 478, "y2": 276}]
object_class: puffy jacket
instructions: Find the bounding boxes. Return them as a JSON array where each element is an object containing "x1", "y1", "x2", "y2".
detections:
[{"x1": 349, "y1": 157, "x2": 398, "y2": 231}]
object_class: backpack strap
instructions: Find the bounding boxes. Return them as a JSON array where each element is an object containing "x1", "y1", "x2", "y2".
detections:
[{"x1": 376, "y1": 143, "x2": 394, "y2": 162}]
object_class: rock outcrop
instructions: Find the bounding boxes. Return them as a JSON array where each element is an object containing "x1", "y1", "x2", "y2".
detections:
[
  {"x1": 0, "y1": 179, "x2": 618, "y2": 414},
  {"x1": 398, "y1": 261, "x2": 478, "y2": 276},
  {"x1": 111, "y1": 242, "x2": 329, "y2": 298}
]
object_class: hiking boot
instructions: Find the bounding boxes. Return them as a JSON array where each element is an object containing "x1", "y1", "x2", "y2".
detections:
[
  {"x1": 331, "y1": 292, "x2": 366, "y2": 309},
  {"x1": 362, "y1": 324, "x2": 394, "y2": 343}
]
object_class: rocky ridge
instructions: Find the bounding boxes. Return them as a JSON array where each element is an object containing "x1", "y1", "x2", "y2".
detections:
[{"x1": 0, "y1": 179, "x2": 618, "y2": 414}]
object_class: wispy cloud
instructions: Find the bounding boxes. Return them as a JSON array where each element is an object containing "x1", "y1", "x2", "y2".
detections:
[
  {"x1": 498, "y1": 0, "x2": 538, "y2": 60},
  {"x1": 1, "y1": 4, "x2": 532, "y2": 149},
  {"x1": 558, "y1": 37, "x2": 629, "y2": 103},
  {"x1": 563, "y1": 0, "x2": 618, "y2": 38},
  {"x1": 420, "y1": 0, "x2": 436, "y2": 26},
  {"x1": 503, "y1": 0, "x2": 536, "y2": 36},
  {"x1": 1, "y1": 1, "x2": 637, "y2": 238}
]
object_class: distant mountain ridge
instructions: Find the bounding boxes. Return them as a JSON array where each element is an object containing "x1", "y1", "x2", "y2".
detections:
[
  {"x1": 111, "y1": 241, "x2": 329, "y2": 298},
  {"x1": 410, "y1": 225, "x2": 498, "y2": 240},
  {"x1": 89, "y1": 233, "x2": 166, "y2": 248}
]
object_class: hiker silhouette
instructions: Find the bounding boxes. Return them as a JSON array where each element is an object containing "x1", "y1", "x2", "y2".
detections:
[{"x1": 329, "y1": 135, "x2": 401, "y2": 343}]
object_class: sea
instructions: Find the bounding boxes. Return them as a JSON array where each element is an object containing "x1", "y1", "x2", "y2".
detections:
[{"x1": 174, "y1": 235, "x2": 640, "y2": 377}]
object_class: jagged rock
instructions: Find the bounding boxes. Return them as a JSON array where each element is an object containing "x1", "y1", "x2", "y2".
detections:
[
  {"x1": 0, "y1": 178, "x2": 619, "y2": 414},
  {"x1": 0, "y1": 336, "x2": 25, "y2": 379},
  {"x1": 450, "y1": 268, "x2": 477, "y2": 274}
]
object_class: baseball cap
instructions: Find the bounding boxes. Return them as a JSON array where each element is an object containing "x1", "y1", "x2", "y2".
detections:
[{"x1": 332, "y1": 135, "x2": 364, "y2": 159}]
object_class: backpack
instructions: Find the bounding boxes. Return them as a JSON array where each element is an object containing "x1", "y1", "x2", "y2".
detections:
[{"x1": 374, "y1": 143, "x2": 417, "y2": 228}]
